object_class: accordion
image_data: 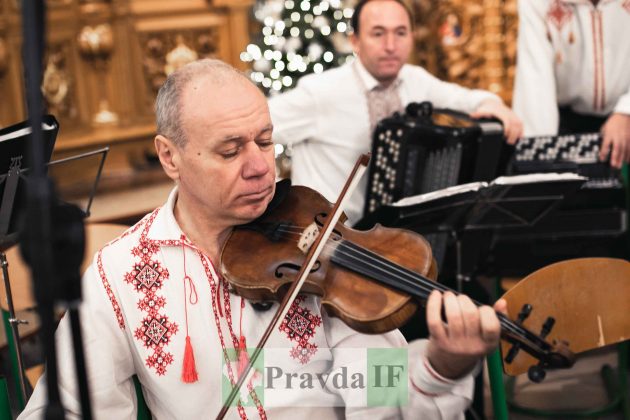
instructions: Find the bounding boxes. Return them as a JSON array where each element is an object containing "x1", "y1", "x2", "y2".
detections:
[
  {"x1": 362, "y1": 102, "x2": 507, "y2": 269},
  {"x1": 512, "y1": 132, "x2": 622, "y2": 189},
  {"x1": 486, "y1": 132, "x2": 628, "y2": 276},
  {"x1": 364, "y1": 101, "x2": 507, "y2": 216}
]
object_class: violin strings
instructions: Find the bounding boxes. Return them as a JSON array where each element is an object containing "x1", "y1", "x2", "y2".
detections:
[
  {"x1": 273, "y1": 226, "x2": 525, "y2": 332},
  {"x1": 334, "y1": 239, "x2": 540, "y2": 348},
  {"x1": 269, "y1": 226, "x2": 544, "y2": 350}
]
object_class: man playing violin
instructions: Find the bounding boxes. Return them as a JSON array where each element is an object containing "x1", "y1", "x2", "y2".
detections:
[{"x1": 20, "y1": 59, "x2": 506, "y2": 420}]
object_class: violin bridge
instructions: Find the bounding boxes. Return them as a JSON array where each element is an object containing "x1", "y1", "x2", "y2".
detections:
[{"x1": 298, "y1": 222, "x2": 320, "y2": 254}]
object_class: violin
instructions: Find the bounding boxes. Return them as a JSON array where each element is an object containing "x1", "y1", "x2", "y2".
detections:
[
  {"x1": 221, "y1": 179, "x2": 576, "y2": 373},
  {"x1": 215, "y1": 155, "x2": 576, "y2": 419}
]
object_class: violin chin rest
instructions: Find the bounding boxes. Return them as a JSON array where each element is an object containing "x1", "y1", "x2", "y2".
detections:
[{"x1": 250, "y1": 301, "x2": 274, "y2": 312}]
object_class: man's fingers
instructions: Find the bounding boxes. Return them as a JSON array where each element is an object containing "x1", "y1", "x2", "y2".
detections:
[
  {"x1": 443, "y1": 292, "x2": 464, "y2": 338},
  {"x1": 511, "y1": 118, "x2": 524, "y2": 143},
  {"x1": 493, "y1": 298, "x2": 508, "y2": 316},
  {"x1": 599, "y1": 134, "x2": 612, "y2": 163},
  {"x1": 426, "y1": 290, "x2": 447, "y2": 341},
  {"x1": 479, "y1": 306, "x2": 501, "y2": 344},
  {"x1": 457, "y1": 295, "x2": 480, "y2": 337},
  {"x1": 611, "y1": 138, "x2": 623, "y2": 168}
]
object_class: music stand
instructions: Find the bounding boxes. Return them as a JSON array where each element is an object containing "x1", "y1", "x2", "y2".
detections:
[
  {"x1": 0, "y1": 115, "x2": 108, "y2": 409},
  {"x1": 355, "y1": 173, "x2": 588, "y2": 291},
  {"x1": 0, "y1": 116, "x2": 58, "y2": 405}
]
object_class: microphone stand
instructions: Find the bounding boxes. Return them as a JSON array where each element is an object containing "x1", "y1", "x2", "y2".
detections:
[{"x1": 18, "y1": 1, "x2": 93, "y2": 419}]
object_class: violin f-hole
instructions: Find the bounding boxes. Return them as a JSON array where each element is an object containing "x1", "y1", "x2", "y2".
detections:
[{"x1": 275, "y1": 261, "x2": 322, "y2": 278}]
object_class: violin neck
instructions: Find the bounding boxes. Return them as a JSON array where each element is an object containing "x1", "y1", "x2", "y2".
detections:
[{"x1": 331, "y1": 239, "x2": 551, "y2": 353}]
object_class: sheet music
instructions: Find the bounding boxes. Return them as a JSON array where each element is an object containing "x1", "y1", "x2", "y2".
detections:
[
  {"x1": 0, "y1": 122, "x2": 57, "y2": 142},
  {"x1": 391, "y1": 173, "x2": 586, "y2": 208},
  {"x1": 491, "y1": 172, "x2": 586, "y2": 185},
  {"x1": 392, "y1": 182, "x2": 487, "y2": 207}
]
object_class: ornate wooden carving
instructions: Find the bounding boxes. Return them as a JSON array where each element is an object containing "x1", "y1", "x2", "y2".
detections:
[
  {"x1": 42, "y1": 43, "x2": 76, "y2": 121},
  {"x1": 0, "y1": 0, "x2": 253, "y2": 213},
  {"x1": 78, "y1": 23, "x2": 119, "y2": 125},
  {"x1": 141, "y1": 29, "x2": 219, "y2": 94},
  {"x1": 412, "y1": 0, "x2": 518, "y2": 103}
]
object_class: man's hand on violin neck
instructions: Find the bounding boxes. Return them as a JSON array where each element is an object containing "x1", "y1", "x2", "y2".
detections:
[{"x1": 425, "y1": 291, "x2": 507, "y2": 379}]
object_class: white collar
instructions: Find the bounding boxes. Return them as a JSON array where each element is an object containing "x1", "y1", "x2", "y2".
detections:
[
  {"x1": 353, "y1": 58, "x2": 380, "y2": 91},
  {"x1": 145, "y1": 185, "x2": 186, "y2": 242},
  {"x1": 353, "y1": 58, "x2": 403, "y2": 92}
]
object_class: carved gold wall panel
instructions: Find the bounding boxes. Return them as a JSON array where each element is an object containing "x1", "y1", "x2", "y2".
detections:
[
  {"x1": 0, "y1": 0, "x2": 253, "y2": 202},
  {"x1": 42, "y1": 43, "x2": 77, "y2": 121},
  {"x1": 139, "y1": 27, "x2": 220, "y2": 97},
  {"x1": 411, "y1": 0, "x2": 518, "y2": 103}
]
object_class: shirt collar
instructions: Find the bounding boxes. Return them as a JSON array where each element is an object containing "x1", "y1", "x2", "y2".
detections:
[
  {"x1": 145, "y1": 185, "x2": 186, "y2": 242},
  {"x1": 353, "y1": 58, "x2": 380, "y2": 91},
  {"x1": 353, "y1": 58, "x2": 403, "y2": 92}
]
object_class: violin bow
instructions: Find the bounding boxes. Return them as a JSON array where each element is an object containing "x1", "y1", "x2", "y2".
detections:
[{"x1": 216, "y1": 154, "x2": 371, "y2": 419}]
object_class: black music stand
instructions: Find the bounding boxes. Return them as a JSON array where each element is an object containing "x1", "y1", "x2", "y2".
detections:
[
  {"x1": 355, "y1": 174, "x2": 588, "y2": 290},
  {"x1": 0, "y1": 116, "x2": 58, "y2": 405},
  {"x1": 0, "y1": 116, "x2": 107, "y2": 412}
]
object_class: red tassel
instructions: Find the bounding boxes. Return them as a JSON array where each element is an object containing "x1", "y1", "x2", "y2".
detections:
[
  {"x1": 182, "y1": 336, "x2": 199, "y2": 383},
  {"x1": 237, "y1": 335, "x2": 249, "y2": 378}
]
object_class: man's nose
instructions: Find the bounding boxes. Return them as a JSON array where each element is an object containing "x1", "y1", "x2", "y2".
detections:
[
  {"x1": 242, "y1": 145, "x2": 271, "y2": 178},
  {"x1": 384, "y1": 34, "x2": 396, "y2": 52}
]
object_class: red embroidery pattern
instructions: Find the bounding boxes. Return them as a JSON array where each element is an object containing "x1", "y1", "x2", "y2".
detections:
[
  {"x1": 137, "y1": 293, "x2": 166, "y2": 312},
  {"x1": 125, "y1": 258, "x2": 169, "y2": 292},
  {"x1": 623, "y1": 0, "x2": 630, "y2": 14},
  {"x1": 199, "y1": 253, "x2": 266, "y2": 419},
  {"x1": 547, "y1": 0, "x2": 573, "y2": 31},
  {"x1": 279, "y1": 295, "x2": 322, "y2": 364},
  {"x1": 97, "y1": 250, "x2": 125, "y2": 329},
  {"x1": 134, "y1": 313, "x2": 179, "y2": 348},
  {"x1": 94, "y1": 215, "x2": 152, "y2": 331},
  {"x1": 124, "y1": 215, "x2": 179, "y2": 376}
]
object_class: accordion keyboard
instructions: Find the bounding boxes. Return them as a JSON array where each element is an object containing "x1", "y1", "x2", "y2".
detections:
[
  {"x1": 515, "y1": 132, "x2": 601, "y2": 163},
  {"x1": 512, "y1": 132, "x2": 622, "y2": 189}
]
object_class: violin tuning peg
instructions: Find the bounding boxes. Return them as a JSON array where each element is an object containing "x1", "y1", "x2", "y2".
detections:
[
  {"x1": 516, "y1": 303, "x2": 532, "y2": 324},
  {"x1": 540, "y1": 317, "x2": 555, "y2": 339},
  {"x1": 504, "y1": 343, "x2": 521, "y2": 364},
  {"x1": 527, "y1": 364, "x2": 546, "y2": 383}
]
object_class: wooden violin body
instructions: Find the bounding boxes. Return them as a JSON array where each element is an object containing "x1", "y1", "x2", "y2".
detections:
[
  {"x1": 221, "y1": 185, "x2": 438, "y2": 334},
  {"x1": 221, "y1": 181, "x2": 578, "y2": 379}
]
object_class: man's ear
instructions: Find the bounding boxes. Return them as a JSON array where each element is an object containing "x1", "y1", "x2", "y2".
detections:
[
  {"x1": 154, "y1": 134, "x2": 181, "y2": 181},
  {"x1": 349, "y1": 32, "x2": 360, "y2": 55}
]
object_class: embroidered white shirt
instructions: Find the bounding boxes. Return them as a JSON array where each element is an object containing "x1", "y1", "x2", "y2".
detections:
[
  {"x1": 269, "y1": 60, "x2": 499, "y2": 225},
  {"x1": 19, "y1": 187, "x2": 476, "y2": 420},
  {"x1": 513, "y1": 0, "x2": 630, "y2": 136}
]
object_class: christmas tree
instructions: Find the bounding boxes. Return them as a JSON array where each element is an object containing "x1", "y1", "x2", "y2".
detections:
[{"x1": 241, "y1": 0, "x2": 354, "y2": 94}]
